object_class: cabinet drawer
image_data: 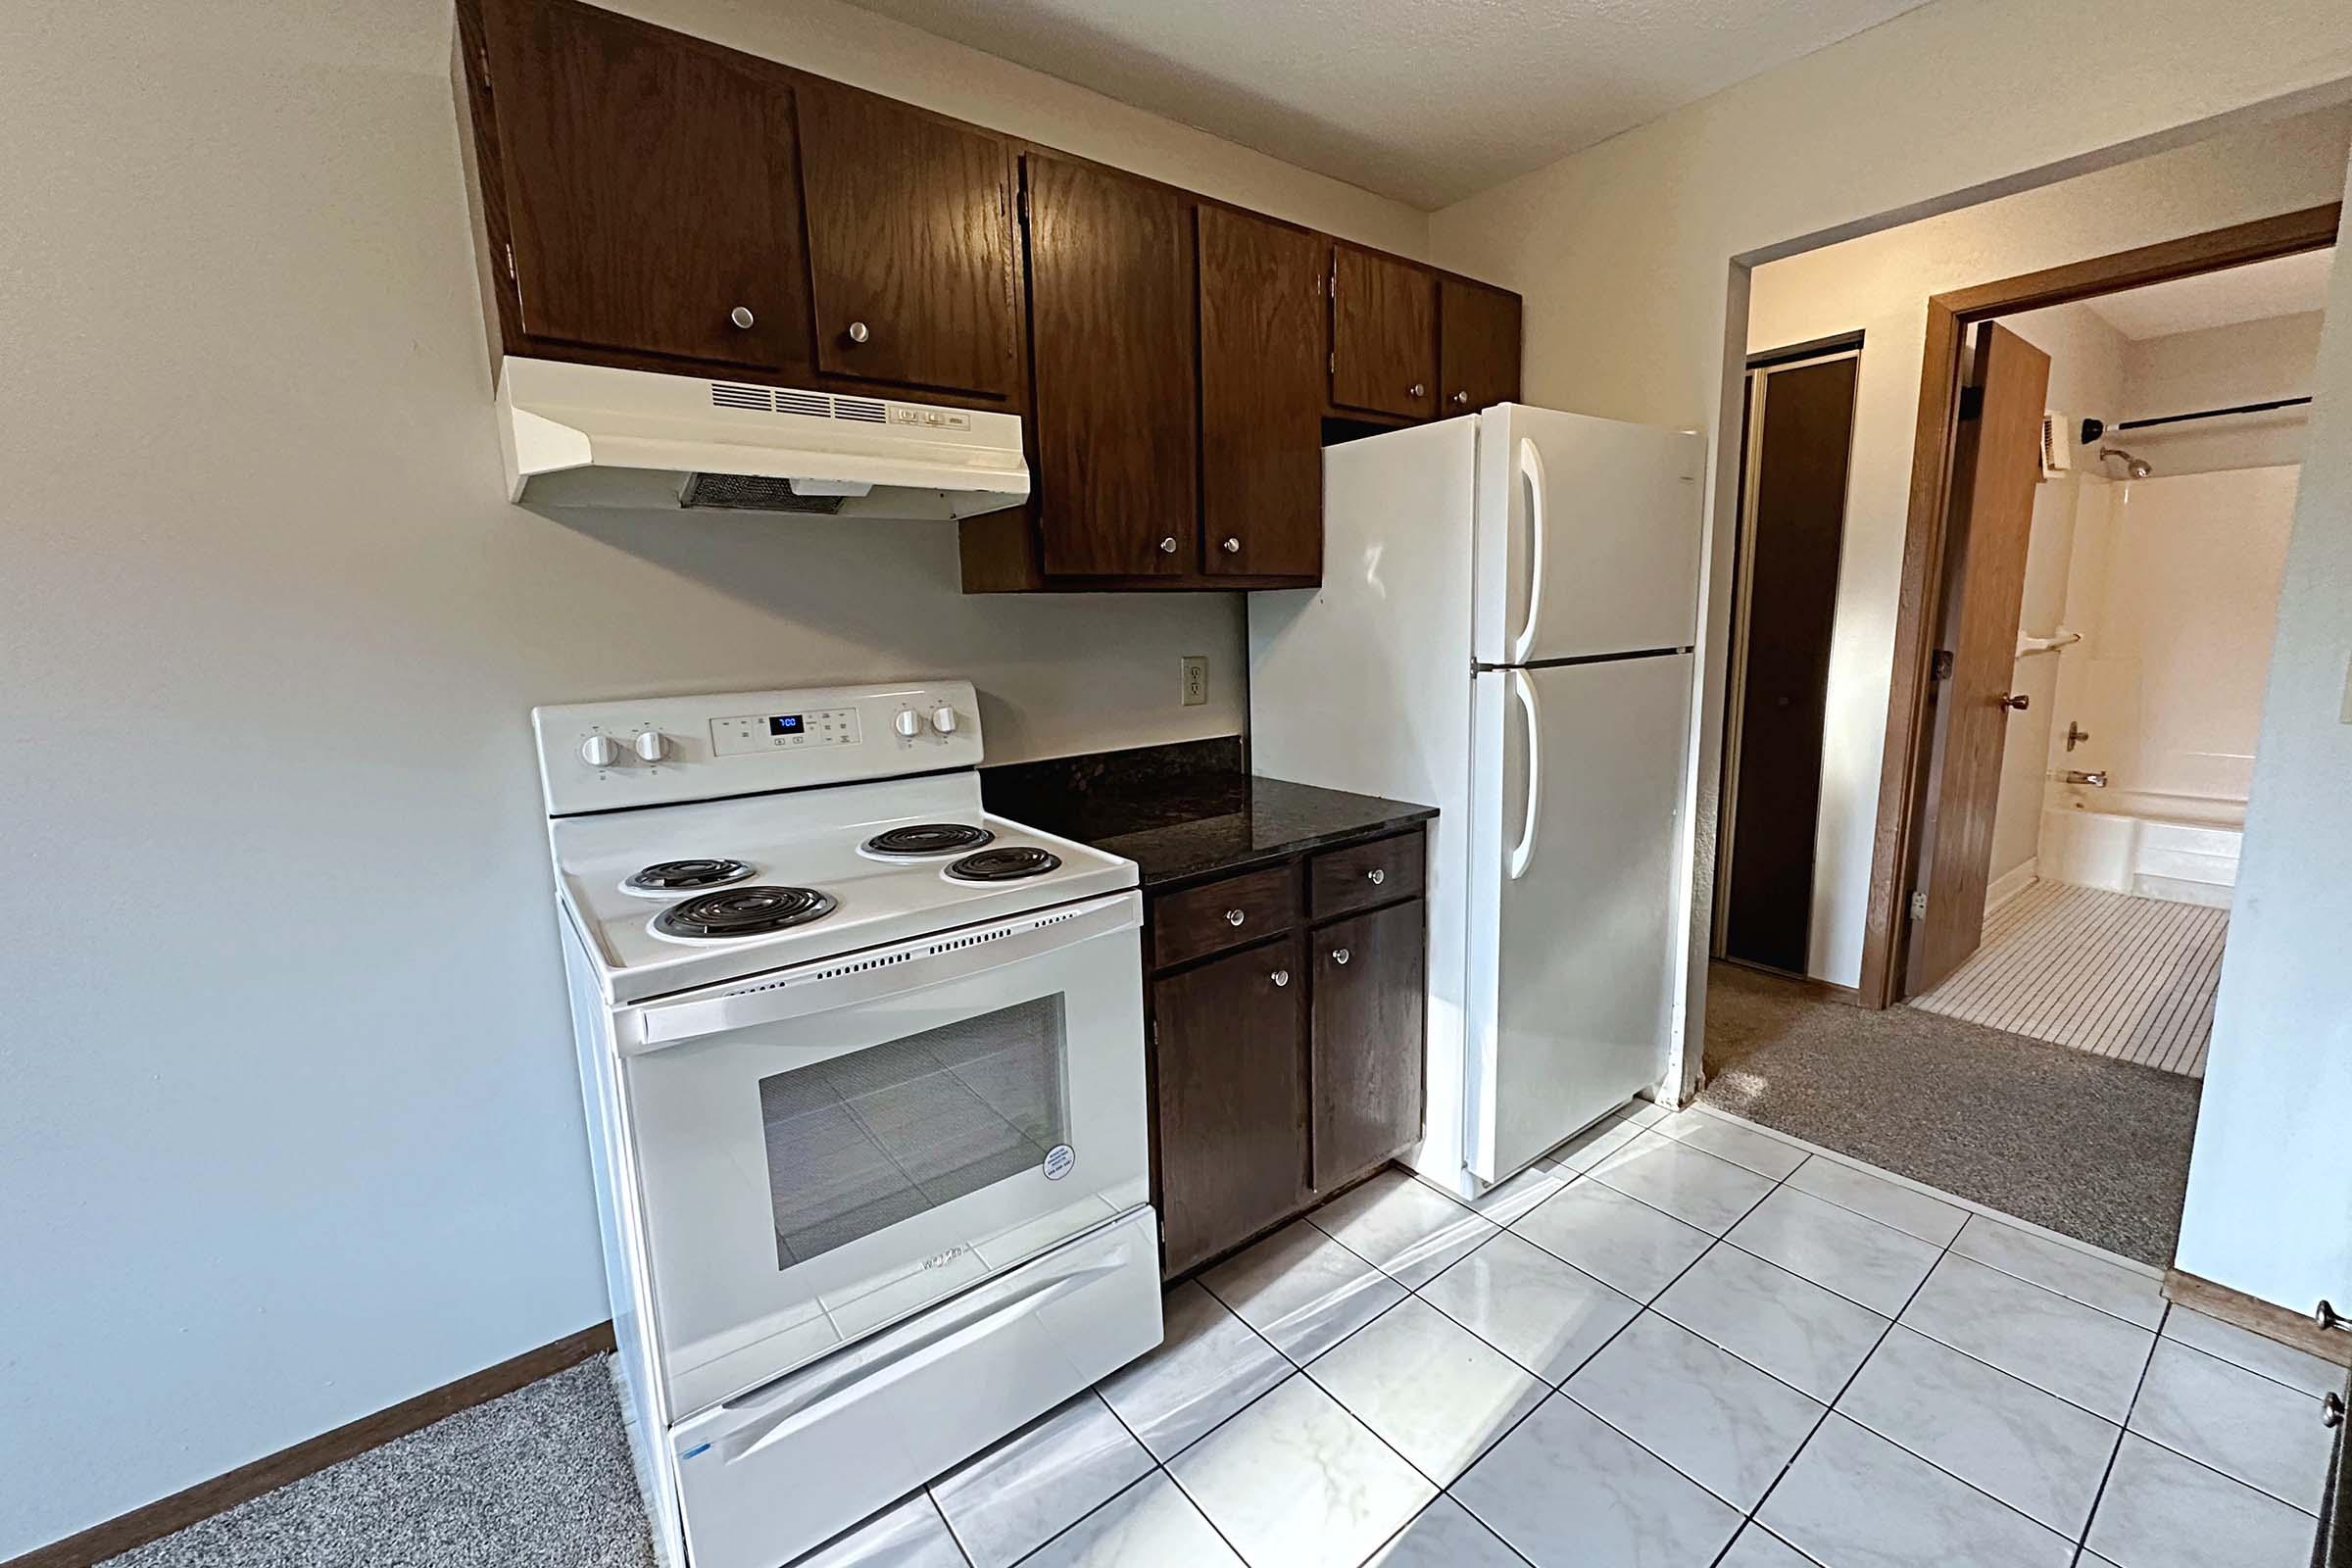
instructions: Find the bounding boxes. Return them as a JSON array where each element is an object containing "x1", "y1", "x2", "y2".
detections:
[
  {"x1": 1152, "y1": 866, "x2": 1297, "y2": 969},
  {"x1": 1308, "y1": 830, "x2": 1424, "y2": 919}
]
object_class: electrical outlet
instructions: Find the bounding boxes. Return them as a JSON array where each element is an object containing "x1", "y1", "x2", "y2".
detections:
[{"x1": 1180, "y1": 656, "x2": 1207, "y2": 708}]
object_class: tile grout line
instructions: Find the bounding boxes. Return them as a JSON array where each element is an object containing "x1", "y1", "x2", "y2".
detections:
[{"x1": 2065, "y1": 1300, "x2": 2170, "y2": 1565}]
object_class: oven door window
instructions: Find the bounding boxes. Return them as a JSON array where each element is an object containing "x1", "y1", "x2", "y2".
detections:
[{"x1": 762, "y1": 996, "x2": 1069, "y2": 1268}]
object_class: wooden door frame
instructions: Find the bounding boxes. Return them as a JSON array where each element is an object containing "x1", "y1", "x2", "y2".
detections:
[{"x1": 1853, "y1": 202, "x2": 2341, "y2": 1010}]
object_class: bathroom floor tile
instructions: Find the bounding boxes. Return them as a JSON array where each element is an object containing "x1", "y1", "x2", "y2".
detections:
[
  {"x1": 1509, "y1": 1179, "x2": 1713, "y2": 1301},
  {"x1": 1653, "y1": 1237, "x2": 1889, "y2": 1401},
  {"x1": 1784, "y1": 1156, "x2": 1967, "y2": 1247},
  {"x1": 1757, "y1": 1414, "x2": 2073, "y2": 1568},
  {"x1": 1307, "y1": 1296, "x2": 1547, "y2": 1484},
  {"x1": 1563, "y1": 1311, "x2": 1824, "y2": 1509},
  {"x1": 1724, "y1": 1187, "x2": 1941, "y2": 1316},
  {"x1": 1655, "y1": 1109, "x2": 1808, "y2": 1180},
  {"x1": 1361, "y1": 1495, "x2": 1530, "y2": 1567},
  {"x1": 1168, "y1": 1373, "x2": 1434, "y2": 1568},
  {"x1": 1899, "y1": 1253, "x2": 2154, "y2": 1421},
  {"x1": 2084, "y1": 1433, "x2": 2318, "y2": 1568},
  {"x1": 1308, "y1": 1167, "x2": 1498, "y2": 1289},
  {"x1": 1096, "y1": 1281, "x2": 1292, "y2": 1460},
  {"x1": 1200, "y1": 1219, "x2": 1408, "y2": 1364},
  {"x1": 1453, "y1": 1393, "x2": 1742, "y2": 1568},
  {"x1": 1948, "y1": 1213, "x2": 2165, "y2": 1328},
  {"x1": 929, "y1": 1393, "x2": 1152, "y2": 1568},
  {"x1": 2128, "y1": 1337, "x2": 2331, "y2": 1511},
  {"x1": 1837, "y1": 1324, "x2": 2119, "y2": 1536},
  {"x1": 1018, "y1": 1472, "x2": 1243, "y2": 1568},
  {"x1": 1591, "y1": 1133, "x2": 1779, "y2": 1235},
  {"x1": 1419, "y1": 1229, "x2": 1643, "y2": 1384},
  {"x1": 2162, "y1": 1305, "x2": 2347, "y2": 1398}
]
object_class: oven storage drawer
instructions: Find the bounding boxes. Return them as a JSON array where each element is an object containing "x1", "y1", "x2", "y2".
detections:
[{"x1": 669, "y1": 1207, "x2": 1162, "y2": 1568}]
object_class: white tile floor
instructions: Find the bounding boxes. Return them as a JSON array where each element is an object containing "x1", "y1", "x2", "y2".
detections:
[{"x1": 787, "y1": 1104, "x2": 2342, "y2": 1568}]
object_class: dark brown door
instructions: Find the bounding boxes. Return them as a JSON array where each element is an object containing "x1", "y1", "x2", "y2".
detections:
[
  {"x1": 1199, "y1": 208, "x2": 1325, "y2": 579},
  {"x1": 1908, "y1": 322, "x2": 2052, "y2": 994},
  {"x1": 480, "y1": 0, "x2": 808, "y2": 368},
  {"x1": 1153, "y1": 940, "x2": 1307, "y2": 1275},
  {"x1": 1331, "y1": 245, "x2": 1437, "y2": 419},
  {"x1": 1024, "y1": 155, "x2": 1199, "y2": 576},
  {"x1": 1309, "y1": 904, "x2": 1426, "y2": 1191},
  {"x1": 1439, "y1": 280, "x2": 1521, "y2": 416},
  {"x1": 1722, "y1": 356, "x2": 1858, "y2": 974},
  {"x1": 798, "y1": 82, "x2": 1018, "y2": 397}
]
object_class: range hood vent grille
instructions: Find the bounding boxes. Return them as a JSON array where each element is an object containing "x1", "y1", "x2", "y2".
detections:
[
  {"x1": 709, "y1": 382, "x2": 889, "y2": 424},
  {"x1": 679, "y1": 473, "x2": 848, "y2": 514}
]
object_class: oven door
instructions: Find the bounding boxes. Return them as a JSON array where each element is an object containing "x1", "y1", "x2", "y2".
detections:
[{"x1": 614, "y1": 891, "x2": 1149, "y2": 1417}]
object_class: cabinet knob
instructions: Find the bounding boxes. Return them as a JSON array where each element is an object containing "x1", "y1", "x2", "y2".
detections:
[
  {"x1": 1452, "y1": 390, "x2": 1470, "y2": 406},
  {"x1": 1365, "y1": 867, "x2": 1385, "y2": 886},
  {"x1": 1224, "y1": 908, "x2": 1247, "y2": 926},
  {"x1": 1408, "y1": 382, "x2": 1426, "y2": 398},
  {"x1": 1271, "y1": 969, "x2": 1291, "y2": 989},
  {"x1": 1332, "y1": 947, "x2": 1351, "y2": 965},
  {"x1": 729, "y1": 305, "x2": 756, "y2": 329},
  {"x1": 1222, "y1": 537, "x2": 1241, "y2": 554},
  {"x1": 1159, "y1": 536, "x2": 1179, "y2": 554},
  {"x1": 847, "y1": 320, "x2": 871, "y2": 344}
]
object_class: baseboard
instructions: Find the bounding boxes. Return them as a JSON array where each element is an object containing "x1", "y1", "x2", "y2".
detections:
[
  {"x1": 1985, "y1": 858, "x2": 2037, "y2": 915},
  {"x1": 5, "y1": 1320, "x2": 617, "y2": 1568},
  {"x1": 1714, "y1": 955, "x2": 1863, "y2": 1006},
  {"x1": 2163, "y1": 1268, "x2": 2352, "y2": 1370}
]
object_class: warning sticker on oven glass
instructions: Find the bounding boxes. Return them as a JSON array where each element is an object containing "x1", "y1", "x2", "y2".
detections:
[{"x1": 1044, "y1": 1145, "x2": 1075, "y2": 1181}]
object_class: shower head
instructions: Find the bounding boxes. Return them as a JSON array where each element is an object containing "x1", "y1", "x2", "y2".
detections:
[{"x1": 2098, "y1": 446, "x2": 2153, "y2": 479}]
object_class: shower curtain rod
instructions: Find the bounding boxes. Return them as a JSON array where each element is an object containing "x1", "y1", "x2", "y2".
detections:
[{"x1": 2112, "y1": 395, "x2": 2313, "y2": 432}]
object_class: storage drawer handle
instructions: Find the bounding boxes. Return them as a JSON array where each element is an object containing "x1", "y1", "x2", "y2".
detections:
[
  {"x1": 1332, "y1": 948, "x2": 1351, "y2": 965},
  {"x1": 729, "y1": 305, "x2": 756, "y2": 329},
  {"x1": 1224, "y1": 908, "x2": 1247, "y2": 926},
  {"x1": 1271, "y1": 969, "x2": 1291, "y2": 988},
  {"x1": 1365, "y1": 867, "x2": 1385, "y2": 886}
]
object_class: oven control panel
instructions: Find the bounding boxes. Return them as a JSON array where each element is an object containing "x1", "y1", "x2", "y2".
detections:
[{"x1": 532, "y1": 681, "x2": 981, "y2": 816}]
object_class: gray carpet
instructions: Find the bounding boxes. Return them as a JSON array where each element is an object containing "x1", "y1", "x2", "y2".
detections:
[
  {"x1": 1700, "y1": 962, "x2": 2200, "y2": 1267},
  {"x1": 103, "y1": 1358, "x2": 655, "y2": 1568}
]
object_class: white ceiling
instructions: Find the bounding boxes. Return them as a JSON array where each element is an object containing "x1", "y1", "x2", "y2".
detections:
[
  {"x1": 2084, "y1": 248, "x2": 2337, "y2": 340},
  {"x1": 834, "y1": 0, "x2": 1940, "y2": 209}
]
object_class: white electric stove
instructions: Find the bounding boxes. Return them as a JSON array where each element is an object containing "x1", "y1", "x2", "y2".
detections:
[{"x1": 534, "y1": 680, "x2": 1161, "y2": 1568}]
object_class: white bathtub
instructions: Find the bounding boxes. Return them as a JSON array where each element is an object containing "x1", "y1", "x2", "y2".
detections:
[{"x1": 2039, "y1": 790, "x2": 2242, "y2": 907}]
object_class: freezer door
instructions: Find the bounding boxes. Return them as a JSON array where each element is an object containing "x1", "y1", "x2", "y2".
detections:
[
  {"x1": 1471, "y1": 405, "x2": 1705, "y2": 665},
  {"x1": 1463, "y1": 655, "x2": 1692, "y2": 1182}
]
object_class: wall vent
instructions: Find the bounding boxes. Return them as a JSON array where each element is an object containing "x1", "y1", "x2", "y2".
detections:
[
  {"x1": 834, "y1": 397, "x2": 887, "y2": 424},
  {"x1": 709, "y1": 384, "x2": 896, "y2": 426},
  {"x1": 710, "y1": 383, "x2": 773, "y2": 412}
]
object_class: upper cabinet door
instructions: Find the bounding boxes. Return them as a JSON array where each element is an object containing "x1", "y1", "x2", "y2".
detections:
[
  {"x1": 1025, "y1": 155, "x2": 1198, "y2": 576},
  {"x1": 1331, "y1": 244, "x2": 1437, "y2": 419},
  {"x1": 1199, "y1": 208, "x2": 1324, "y2": 580},
  {"x1": 798, "y1": 83, "x2": 1019, "y2": 398},
  {"x1": 478, "y1": 0, "x2": 808, "y2": 369},
  {"x1": 1440, "y1": 279, "x2": 1522, "y2": 416}
]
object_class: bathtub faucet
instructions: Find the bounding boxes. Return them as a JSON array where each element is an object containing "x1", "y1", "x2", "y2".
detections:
[{"x1": 2063, "y1": 770, "x2": 2108, "y2": 788}]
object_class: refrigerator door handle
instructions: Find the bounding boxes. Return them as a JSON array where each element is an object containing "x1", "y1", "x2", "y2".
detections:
[
  {"x1": 1509, "y1": 668, "x2": 1543, "y2": 879},
  {"x1": 1510, "y1": 437, "x2": 1549, "y2": 663}
]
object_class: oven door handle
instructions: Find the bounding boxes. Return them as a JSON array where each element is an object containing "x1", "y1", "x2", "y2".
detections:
[
  {"x1": 709, "y1": 1253, "x2": 1124, "y2": 1466},
  {"x1": 618, "y1": 890, "x2": 1141, "y2": 1051}
]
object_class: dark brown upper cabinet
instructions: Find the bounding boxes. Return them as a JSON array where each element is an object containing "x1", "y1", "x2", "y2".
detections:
[
  {"x1": 473, "y1": 0, "x2": 809, "y2": 369},
  {"x1": 1024, "y1": 155, "x2": 1199, "y2": 577},
  {"x1": 1440, "y1": 279, "x2": 1523, "y2": 416},
  {"x1": 797, "y1": 82, "x2": 1020, "y2": 400},
  {"x1": 1331, "y1": 244, "x2": 1438, "y2": 420},
  {"x1": 1198, "y1": 208, "x2": 1324, "y2": 581}
]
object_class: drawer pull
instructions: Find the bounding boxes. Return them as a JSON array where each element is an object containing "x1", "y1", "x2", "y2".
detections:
[
  {"x1": 1332, "y1": 948, "x2": 1351, "y2": 965},
  {"x1": 1225, "y1": 908, "x2": 1247, "y2": 926},
  {"x1": 1271, "y1": 969, "x2": 1291, "y2": 988},
  {"x1": 728, "y1": 305, "x2": 756, "y2": 329},
  {"x1": 1365, "y1": 867, "x2": 1385, "y2": 886}
]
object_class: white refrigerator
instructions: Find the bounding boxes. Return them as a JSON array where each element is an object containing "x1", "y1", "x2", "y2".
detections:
[{"x1": 1249, "y1": 405, "x2": 1703, "y2": 1189}]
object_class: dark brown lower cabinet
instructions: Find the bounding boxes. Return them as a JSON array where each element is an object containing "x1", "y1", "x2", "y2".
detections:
[
  {"x1": 1146, "y1": 826, "x2": 1429, "y2": 1278},
  {"x1": 1310, "y1": 903, "x2": 1427, "y2": 1190}
]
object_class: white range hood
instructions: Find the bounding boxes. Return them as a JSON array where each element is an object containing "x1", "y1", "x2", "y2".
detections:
[{"x1": 495, "y1": 357, "x2": 1030, "y2": 520}]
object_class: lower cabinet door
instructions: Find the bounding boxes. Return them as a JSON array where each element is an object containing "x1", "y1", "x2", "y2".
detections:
[
  {"x1": 1153, "y1": 939, "x2": 1307, "y2": 1275},
  {"x1": 1310, "y1": 902, "x2": 1427, "y2": 1191}
]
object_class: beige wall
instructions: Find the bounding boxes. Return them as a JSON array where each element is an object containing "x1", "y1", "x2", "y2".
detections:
[
  {"x1": 0, "y1": 0, "x2": 1426, "y2": 1554},
  {"x1": 2122, "y1": 309, "x2": 2328, "y2": 473}
]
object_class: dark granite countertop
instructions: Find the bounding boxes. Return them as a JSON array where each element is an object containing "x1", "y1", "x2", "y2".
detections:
[{"x1": 982, "y1": 737, "x2": 1437, "y2": 888}]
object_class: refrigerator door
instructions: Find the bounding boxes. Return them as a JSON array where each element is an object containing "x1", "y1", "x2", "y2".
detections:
[
  {"x1": 1463, "y1": 653, "x2": 1692, "y2": 1182},
  {"x1": 1471, "y1": 405, "x2": 1705, "y2": 665}
]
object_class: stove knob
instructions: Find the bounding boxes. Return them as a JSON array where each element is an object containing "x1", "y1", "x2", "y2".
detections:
[
  {"x1": 928, "y1": 705, "x2": 958, "y2": 735},
  {"x1": 579, "y1": 734, "x2": 621, "y2": 768},
  {"x1": 893, "y1": 710, "x2": 923, "y2": 739},
  {"x1": 632, "y1": 730, "x2": 667, "y2": 762}
]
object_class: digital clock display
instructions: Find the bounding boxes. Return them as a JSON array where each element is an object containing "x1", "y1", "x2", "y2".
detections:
[{"x1": 767, "y1": 714, "x2": 805, "y2": 736}]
